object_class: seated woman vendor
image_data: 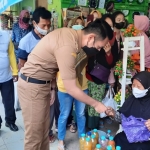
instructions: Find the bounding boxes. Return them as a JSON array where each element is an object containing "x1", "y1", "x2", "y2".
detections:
[{"x1": 106, "y1": 71, "x2": 150, "y2": 150}]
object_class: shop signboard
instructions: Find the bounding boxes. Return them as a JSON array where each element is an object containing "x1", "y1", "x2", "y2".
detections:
[{"x1": 0, "y1": 0, "x2": 22, "y2": 13}]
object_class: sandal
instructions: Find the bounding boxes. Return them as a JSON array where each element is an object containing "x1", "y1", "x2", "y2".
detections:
[
  {"x1": 49, "y1": 134, "x2": 56, "y2": 143},
  {"x1": 69, "y1": 123, "x2": 77, "y2": 133},
  {"x1": 58, "y1": 143, "x2": 65, "y2": 150}
]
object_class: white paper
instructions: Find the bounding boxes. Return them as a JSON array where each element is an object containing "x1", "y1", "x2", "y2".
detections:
[
  {"x1": 98, "y1": 0, "x2": 105, "y2": 8},
  {"x1": 78, "y1": 0, "x2": 87, "y2": 6},
  {"x1": 48, "y1": 0, "x2": 52, "y2": 4}
]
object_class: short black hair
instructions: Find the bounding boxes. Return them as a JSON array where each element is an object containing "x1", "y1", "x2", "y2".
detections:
[
  {"x1": 102, "y1": 14, "x2": 115, "y2": 27},
  {"x1": 112, "y1": 11, "x2": 125, "y2": 21},
  {"x1": 132, "y1": 12, "x2": 140, "y2": 20},
  {"x1": 32, "y1": 7, "x2": 51, "y2": 23},
  {"x1": 82, "y1": 18, "x2": 113, "y2": 40}
]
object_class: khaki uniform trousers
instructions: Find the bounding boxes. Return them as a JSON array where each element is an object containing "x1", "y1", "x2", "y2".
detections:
[{"x1": 17, "y1": 78, "x2": 51, "y2": 150}]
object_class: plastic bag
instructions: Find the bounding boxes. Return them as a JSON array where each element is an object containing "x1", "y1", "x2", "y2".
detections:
[
  {"x1": 121, "y1": 114, "x2": 150, "y2": 143},
  {"x1": 14, "y1": 81, "x2": 21, "y2": 111},
  {"x1": 14, "y1": 73, "x2": 21, "y2": 111},
  {"x1": 100, "y1": 87, "x2": 117, "y2": 118}
]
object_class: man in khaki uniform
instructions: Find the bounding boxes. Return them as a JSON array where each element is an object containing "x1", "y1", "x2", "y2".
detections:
[{"x1": 18, "y1": 19, "x2": 113, "y2": 150}]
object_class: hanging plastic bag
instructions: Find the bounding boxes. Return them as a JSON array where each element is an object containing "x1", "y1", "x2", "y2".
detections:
[
  {"x1": 14, "y1": 73, "x2": 21, "y2": 111},
  {"x1": 100, "y1": 87, "x2": 117, "y2": 118},
  {"x1": 121, "y1": 114, "x2": 150, "y2": 143}
]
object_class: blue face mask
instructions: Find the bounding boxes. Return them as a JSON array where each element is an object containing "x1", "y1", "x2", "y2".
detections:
[{"x1": 72, "y1": 25, "x2": 84, "y2": 30}]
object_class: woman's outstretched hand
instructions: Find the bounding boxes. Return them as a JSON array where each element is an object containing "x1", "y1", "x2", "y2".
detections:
[
  {"x1": 145, "y1": 119, "x2": 150, "y2": 131},
  {"x1": 105, "y1": 107, "x2": 115, "y2": 117}
]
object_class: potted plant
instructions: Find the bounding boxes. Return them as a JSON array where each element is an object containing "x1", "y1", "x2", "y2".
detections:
[
  {"x1": 122, "y1": 24, "x2": 139, "y2": 48},
  {"x1": 115, "y1": 56, "x2": 135, "y2": 79},
  {"x1": 114, "y1": 85, "x2": 132, "y2": 106}
]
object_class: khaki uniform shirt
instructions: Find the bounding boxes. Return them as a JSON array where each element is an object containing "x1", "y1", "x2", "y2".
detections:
[{"x1": 21, "y1": 28, "x2": 82, "y2": 81}]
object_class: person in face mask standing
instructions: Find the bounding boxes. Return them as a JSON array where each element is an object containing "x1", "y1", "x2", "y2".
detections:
[
  {"x1": 112, "y1": 11, "x2": 125, "y2": 93},
  {"x1": 12, "y1": 10, "x2": 32, "y2": 64},
  {"x1": 85, "y1": 14, "x2": 118, "y2": 130},
  {"x1": 106, "y1": 71, "x2": 150, "y2": 150},
  {"x1": 17, "y1": 19, "x2": 113, "y2": 150},
  {"x1": 12, "y1": 10, "x2": 32, "y2": 112},
  {"x1": 17, "y1": 7, "x2": 54, "y2": 143},
  {"x1": 18, "y1": 7, "x2": 51, "y2": 70},
  {"x1": 57, "y1": 16, "x2": 88, "y2": 149},
  {"x1": 112, "y1": 11, "x2": 125, "y2": 57}
]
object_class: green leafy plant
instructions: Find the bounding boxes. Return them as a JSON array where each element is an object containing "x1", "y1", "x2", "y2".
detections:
[
  {"x1": 115, "y1": 56, "x2": 135, "y2": 78},
  {"x1": 114, "y1": 86, "x2": 132, "y2": 105}
]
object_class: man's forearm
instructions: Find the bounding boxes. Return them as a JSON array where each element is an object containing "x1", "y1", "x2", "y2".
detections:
[
  {"x1": 63, "y1": 79, "x2": 107, "y2": 113},
  {"x1": 18, "y1": 59, "x2": 27, "y2": 70},
  {"x1": 67, "y1": 86, "x2": 99, "y2": 108}
]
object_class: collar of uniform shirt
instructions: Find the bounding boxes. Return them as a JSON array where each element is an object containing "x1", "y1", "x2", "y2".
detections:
[
  {"x1": 32, "y1": 29, "x2": 41, "y2": 40},
  {"x1": 76, "y1": 30, "x2": 82, "y2": 52}
]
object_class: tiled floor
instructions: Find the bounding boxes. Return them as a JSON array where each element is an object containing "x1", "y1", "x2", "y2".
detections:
[{"x1": 0, "y1": 96, "x2": 119, "y2": 150}]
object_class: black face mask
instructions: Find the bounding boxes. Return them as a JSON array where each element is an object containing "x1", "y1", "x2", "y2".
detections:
[
  {"x1": 22, "y1": 17, "x2": 30, "y2": 24},
  {"x1": 115, "y1": 22, "x2": 124, "y2": 29},
  {"x1": 82, "y1": 46, "x2": 99, "y2": 56}
]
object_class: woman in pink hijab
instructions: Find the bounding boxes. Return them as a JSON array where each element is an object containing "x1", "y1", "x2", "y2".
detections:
[
  {"x1": 131, "y1": 15, "x2": 150, "y2": 72},
  {"x1": 12, "y1": 10, "x2": 32, "y2": 63},
  {"x1": 19, "y1": 10, "x2": 31, "y2": 29}
]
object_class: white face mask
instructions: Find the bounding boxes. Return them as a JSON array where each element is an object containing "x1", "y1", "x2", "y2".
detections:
[
  {"x1": 132, "y1": 87, "x2": 148, "y2": 98},
  {"x1": 35, "y1": 25, "x2": 49, "y2": 36}
]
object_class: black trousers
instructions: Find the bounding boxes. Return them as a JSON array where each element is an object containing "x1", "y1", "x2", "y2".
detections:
[
  {"x1": 49, "y1": 92, "x2": 59, "y2": 135},
  {"x1": 0, "y1": 79, "x2": 16, "y2": 124}
]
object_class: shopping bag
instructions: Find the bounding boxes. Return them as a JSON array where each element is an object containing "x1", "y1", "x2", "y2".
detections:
[
  {"x1": 14, "y1": 73, "x2": 21, "y2": 111},
  {"x1": 100, "y1": 87, "x2": 117, "y2": 118},
  {"x1": 121, "y1": 114, "x2": 150, "y2": 143}
]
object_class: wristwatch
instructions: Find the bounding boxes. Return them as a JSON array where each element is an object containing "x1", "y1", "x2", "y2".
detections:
[{"x1": 51, "y1": 87, "x2": 57, "y2": 91}]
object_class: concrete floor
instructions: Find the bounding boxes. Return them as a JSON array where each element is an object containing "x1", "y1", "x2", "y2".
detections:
[{"x1": 0, "y1": 96, "x2": 119, "y2": 150}]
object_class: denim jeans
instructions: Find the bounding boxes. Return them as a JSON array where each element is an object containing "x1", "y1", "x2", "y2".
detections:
[{"x1": 58, "y1": 89, "x2": 88, "y2": 140}]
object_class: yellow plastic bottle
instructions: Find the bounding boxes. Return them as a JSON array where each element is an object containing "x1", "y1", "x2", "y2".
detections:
[
  {"x1": 106, "y1": 145, "x2": 112, "y2": 150},
  {"x1": 108, "y1": 136, "x2": 115, "y2": 150},
  {"x1": 91, "y1": 135, "x2": 97, "y2": 150},
  {"x1": 93, "y1": 129, "x2": 99, "y2": 143},
  {"x1": 87, "y1": 131, "x2": 92, "y2": 138},
  {"x1": 94, "y1": 144, "x2": 103, "y2": 150},
  {"x1": 79, "y1": 134, "x2": 86, "y2": 150},
  {"x1": 84, "y1": 138, "x2": 92, "y2": 150}
]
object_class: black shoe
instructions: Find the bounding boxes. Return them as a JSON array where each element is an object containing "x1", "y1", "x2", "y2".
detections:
[{"x1": 5, "y1": 122, "x2": 18, "y2": 132}]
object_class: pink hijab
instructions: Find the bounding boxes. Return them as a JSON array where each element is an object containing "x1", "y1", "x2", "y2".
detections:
[
  {"x1": 131, "y1": 15, "x2": 150, "y2": 68},
  {"x1": 19, "y1": 10, "x2": 30, "y2": 29}
]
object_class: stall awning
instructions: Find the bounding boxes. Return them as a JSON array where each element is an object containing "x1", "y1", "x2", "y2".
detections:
[{"x1": 0, "y1": 0, "x2": 22, "y2": 14}]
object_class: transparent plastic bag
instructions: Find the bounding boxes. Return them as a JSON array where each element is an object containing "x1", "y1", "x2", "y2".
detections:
[{"x1": 100, "y1": 87, "x2": 117, "y2": 118}]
